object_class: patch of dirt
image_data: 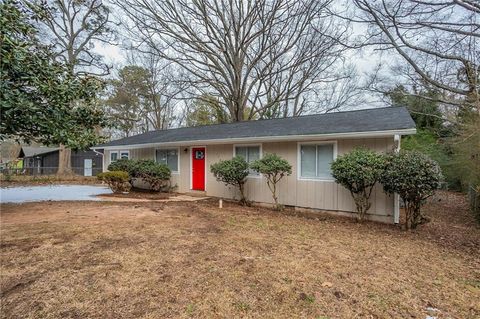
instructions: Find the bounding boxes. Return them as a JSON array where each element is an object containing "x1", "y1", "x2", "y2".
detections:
[
  {"x1": 0, "y1": 191, "x2": 478, "y2": 318},
  {"x1": 101, "y1": 189, "x2": 173, "y2": 200},
  {"x1": 414, "y1": 191, "x2": 480, "y2": 254}
]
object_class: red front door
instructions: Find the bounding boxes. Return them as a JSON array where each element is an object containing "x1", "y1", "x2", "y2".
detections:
[{"x1": 192, "y1": 147, "x2": 206, "y2": 191}]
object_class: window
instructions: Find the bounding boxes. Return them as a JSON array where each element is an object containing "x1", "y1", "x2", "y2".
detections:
[
  {"x1": 234, "y1": 145, "x2": 261, "y2": 175},
  {"x1": 299, "y1": 143, "x2": 335, "y2": 180},
  {"x1": 110, "y1": 150, "x2": 129, "y2": 163},
  {"x1": 156, "y1": 149, "x2": 179, "y2": 172}
]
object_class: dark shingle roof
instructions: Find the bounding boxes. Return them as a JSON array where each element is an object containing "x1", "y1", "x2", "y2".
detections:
[
  {"x1": 97, "y1": 106, "x2": 415, "y2": 148},
  {"x1": 21, "y1": 146, "x2": 59, "y2": 157}
]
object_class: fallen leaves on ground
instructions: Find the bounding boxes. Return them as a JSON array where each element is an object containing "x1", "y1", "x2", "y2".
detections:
[{"x1": 0, "y1": 191, "x2": 478, "y2": 318}]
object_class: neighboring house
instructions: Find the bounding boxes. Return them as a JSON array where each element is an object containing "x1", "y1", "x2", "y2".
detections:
[
  {"x1": 18, "y1": 146, "x2": 103, "y2": 176},
  {"x1": 93, "y1": 106, "x2": 416, "y2": 223}
]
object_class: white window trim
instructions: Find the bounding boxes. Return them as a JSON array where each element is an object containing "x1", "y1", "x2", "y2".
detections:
[
  {"x1": 189, "y1": 146, "x2": 207, "y2": 191},
  {"x1": 109, "y1": 150, "x2": 129, "y2": 165},
  {"x1": 154, "y1": 147, "x2": 180, "y2": 174},
  {"x1": 297, "y1": 141, "x2": 337, "y2": 182},
  {"x1": 109, "y1": 151, "x2": 118, "y2": 164},
  {"x1": 233, "y1": 143, "x2": 263, "y2": 178}
]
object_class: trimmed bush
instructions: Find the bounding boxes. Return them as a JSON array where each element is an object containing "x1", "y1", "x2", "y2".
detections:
[
  {"x1": 97, "y1": 171, "x2": 131, "y2": 193},
  {"x1": 134, "y1": 160, "x2": 171, "y2": 191},
  {"x1": 210, "y1": 156, "x2": 249, "y2": 205},
  {"x1": 331, "y1": 148, "x2": 386, "y2": 221},
  {"x1": 108, "y1": 159, "x2": 137, "y2": 179},
  {"x1": 381, "y1": 150, "x2": 442, "y2": 230},
  {"x1": 250, "y1": 153, "x2": 292, "y2": 210},
  {"x1": 107, "y1": 159, "x2": 171, "y2": 191}
]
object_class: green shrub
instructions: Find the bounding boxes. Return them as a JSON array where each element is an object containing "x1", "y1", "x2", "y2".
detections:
[
  {"x1": 250, "y1": 153, "x2": 292, "y2": 210},
  {"x1": 134, "y1": 160, "x2": 171, "y2": 191},
  {"x1": 381, "y1": 150, "x2": 442, "y2": 230},
  {"x1": 331, "y1": 148, "x2": 386, "y2": 221},
  {"x1": 210, "y1": 156, "x2": 249, "y2": 205},
  {"x1": 97, "y1": 171, "x2": 131, "y2": 193},
  {"x1": 402, "y1": 129, "x2": 458, "y2": 190},
  {"x1": 108, "y1": 159, "x2": 137, "y2": 177},
  {"x1": 107, "y1": 159, "x2": 171, "y2": 191}
]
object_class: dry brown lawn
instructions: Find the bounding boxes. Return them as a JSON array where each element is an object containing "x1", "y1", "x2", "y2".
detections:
[{"x1": 1, "y1": 191, "x2": 479, "y2": 318}]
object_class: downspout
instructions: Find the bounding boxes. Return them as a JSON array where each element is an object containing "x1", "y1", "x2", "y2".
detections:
[
  {"x1": 393, "y1": 135, "x2": 401, "y2": 224},
  {"x1": 92, "y1": 149, "x2": 106, "y2": 173}
]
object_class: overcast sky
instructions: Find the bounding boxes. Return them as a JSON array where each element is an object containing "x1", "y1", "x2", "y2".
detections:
[
  {"x1": 91, "y1": 1, "x2": 401, "y2": 113},
  {"x1": 92, "y1": 2, "x2": 390, "y2": 82}
]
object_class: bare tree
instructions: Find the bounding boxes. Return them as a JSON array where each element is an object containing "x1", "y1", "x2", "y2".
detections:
[
  {"x1": 116, "y1": 0, "x2": 351, "y2": 122},
  {"x1": 38, "y1": 0, "x2": 116, "y2": 75},
  {"x1": 257, "y1": 63, "x2": 367, "y2": 118},
  {"x1": 350, "y1": 0, "x2": 479, "y2": 114},
  {"x1": 131, "y1": 54, "x2": 185, "y2": 131},
  {"x1": 35, "y1": 0, "x2": 116, "y2": 174}
]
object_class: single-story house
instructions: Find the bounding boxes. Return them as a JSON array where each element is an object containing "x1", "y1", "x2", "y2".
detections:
[
  {"x1": 18, "y1": 146, "x2": 103, "y2": 176},
  {"x1": 93, "y1": 106, "x2": 416, "y2": 223}
]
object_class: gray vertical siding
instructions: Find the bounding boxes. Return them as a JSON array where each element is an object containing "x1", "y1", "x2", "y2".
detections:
[{"x1": 103, "y1": 137, "x2": 395, "y2": 222}]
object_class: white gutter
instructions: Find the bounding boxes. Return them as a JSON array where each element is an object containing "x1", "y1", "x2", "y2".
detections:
[
  {"x1": 92, "y1": 128, "x2": 416, "y2": 151},
  {"x1": 393, "y1": 134, "x2": 401, "y2": 224},
  {"x1": 92, "y1": 149, "x2": 104, "y2": 156}
]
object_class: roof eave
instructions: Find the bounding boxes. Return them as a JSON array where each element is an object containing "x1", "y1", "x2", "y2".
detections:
[
  {"x1": 92, "y1": 128, "x2": 416, "y2": 150},
  {"x1": 23, "y1": 150, "x2": 59, "y2": 157}
]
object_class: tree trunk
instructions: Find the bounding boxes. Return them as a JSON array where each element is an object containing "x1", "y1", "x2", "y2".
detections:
[
  {"x1": 410, "y1": 202, "x2": 425, "y2": 229},
  {"x1": 267, "y1": 179, "x2": 281, "y2": 210},
  {"x1": 272, "y1": 183, "x2": 278, "y2": 209},
  {"x1": 353, "y1": 192, "x2": 371, "y2": 222},
  {"x1": 238, "y1": 182, "x2": 247, "y2": 206},
  {"x1": 405, "y1": 202, "x2": 414, "y2": 230},
  {"x1": 57, "y1": 144, "x2": 73, "y2": 175}
]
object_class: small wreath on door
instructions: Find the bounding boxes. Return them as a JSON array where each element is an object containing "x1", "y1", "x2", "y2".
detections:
[{"x1": 195, "y1": 150, "x2": 204, "y2": 160}]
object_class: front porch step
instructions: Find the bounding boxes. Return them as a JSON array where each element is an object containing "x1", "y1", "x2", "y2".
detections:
[{"x1": 185, "y1": 191, "x2": 207, "y2": 197}]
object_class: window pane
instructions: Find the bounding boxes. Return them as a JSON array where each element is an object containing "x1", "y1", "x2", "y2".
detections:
[
  {"x1": 235, "y1": 147, "x2": 247, "y2": 160},
  {"x1": 156, "y1": 150, "x2": 167, "y2": 165},
  {"x1": 317, "y1": 144, "x2": 333, "y2": 178},
  {"x1": 247, "y1": 146, "x2": 260, "y2": 175},
  {"x1": 120, "y1": 151, "x2": 129, "y2": 159},
  {"x1": 110, "y1": 152, "x2": 118, "y2": 162},
  {"x1": 167, "y1": 149, "x2": 178, "y2": 172},
  {"x1": 247, "y1": 146, "x2": 260, "y2": 162},
  {"x1": 156, "y1": 149, "x2": 178, "y2": 172},
  {"x1": 235, "y1": 146, "x2": 260, "y2": 175},
  {"x1": 300, "y1": 145, "x2": 316, "y2": 178}
]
